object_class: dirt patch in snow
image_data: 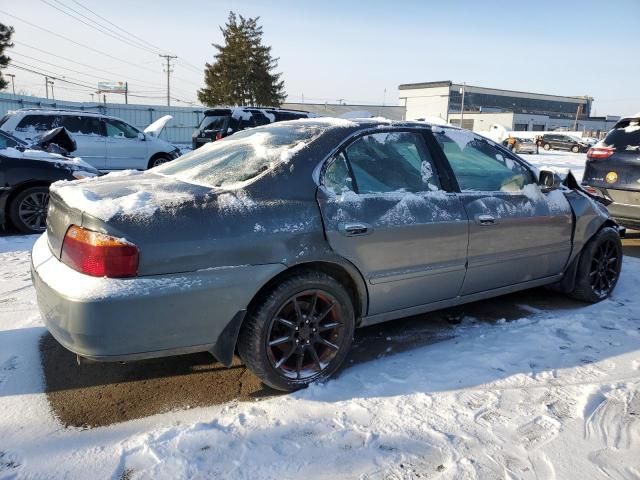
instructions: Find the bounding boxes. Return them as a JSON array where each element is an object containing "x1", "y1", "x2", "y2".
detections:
[{"x1": 40, "y1": 287, "x2": 583, "y2": 428}]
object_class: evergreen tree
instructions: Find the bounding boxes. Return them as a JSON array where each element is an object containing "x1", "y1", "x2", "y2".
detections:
[
  {"x1": 198, "y1": 13, "x2": 286, "y2": 107},
  {"x1": 0, "y1": 23, "x2": 14, "y2": 91}
]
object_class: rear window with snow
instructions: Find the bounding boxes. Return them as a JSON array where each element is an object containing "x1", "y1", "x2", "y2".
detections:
[
  {"x1": 156, "y1": 122, "x2": 327, "y2": 188},
  {"x1": 603, "y1": 119, "x2": 640, "y2": 153}
]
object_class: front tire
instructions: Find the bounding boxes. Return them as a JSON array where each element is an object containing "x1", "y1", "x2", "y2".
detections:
[
  {"x1": 237, "y1": 271, "x2": 355, "y2": 391},
  {"x1": 571, "y1": 145, "x2": 580, "y2": 153},
  {"x1": 568, "y1": 226, "x2": 622, "y2": 302},
  {"x1": 543, "y1": 143, "x2": 551, "y2": 150},
  {"x1": 8, "y1": 186, "x2": 50, "y2": 234},
  {"x1": 147, "y1": 154, "x2": 171, "y2": 169}
]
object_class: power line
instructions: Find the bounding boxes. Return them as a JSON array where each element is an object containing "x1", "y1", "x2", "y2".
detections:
[
  {"x1": 40, "y1": 0, "x2": 161, "y2": 56},
  {"x1": 69, "y1": 0, "x2": 171, "y2": 55},
  {"x1": 14, "y1": 41, "x2": 164, "y2": 89},
  {"x1": 0, "y1": 9, "x2": 164, "y2": 75}
]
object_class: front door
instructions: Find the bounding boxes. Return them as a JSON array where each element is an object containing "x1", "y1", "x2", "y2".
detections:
[
  {"x1": 317, "y1": 129, "x2": 469, "y2": 316},
  {"x1": 58, "y1": 115, "x2": 106, "y2": 169},
  {"x1": 103, "y1": 118, "x2": 148, "y2": 170},
  {"x1": 431, "y1": 127, "x2": 573, "y2": 295}
]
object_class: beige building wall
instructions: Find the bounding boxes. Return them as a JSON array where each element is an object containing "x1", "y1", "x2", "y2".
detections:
[{"x1": 399, "y1": 85, "x2": 450, "y2": 121}]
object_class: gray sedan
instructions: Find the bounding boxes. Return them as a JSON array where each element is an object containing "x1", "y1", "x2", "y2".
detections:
[{"x1": 32, "y1": 119, "x2": 623, "y2": 391}]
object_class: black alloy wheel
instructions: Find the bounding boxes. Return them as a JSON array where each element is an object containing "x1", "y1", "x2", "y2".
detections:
[
  {"x1": 569, "y1": 226, "x2": 622, "y2": 302},
  {"x1": 237, "y1": 271, "x2": 355, "y2": 391},
  {"x1": 9, "y1": 186, "x2": 50, "y2": 234},
  {"x1": 266, "y1": 289, "x2": 346, "y2": 380},
  {"x1": 589, "y1": 238, "x2": 620, "y2": 299}
]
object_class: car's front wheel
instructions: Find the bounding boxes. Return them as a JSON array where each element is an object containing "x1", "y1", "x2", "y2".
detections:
[
  {"x1": 8, "y1": 185, "x2": 50, "y2": 234},
  {"x1": 571, "y1": 145, "x2": 580, "y2": 153},
  {"x1": 238, "y1": 271, "x2": 355, "y2": 391},
  {"x1": 543, "y1": 143, "x2": 551, "y2": 150},
  {"x1": 568, "y1": 226, "x2": 622, "y2": 302},
  {"x1": 148, "y1": 154, "x2": 171, "y2": 169}
]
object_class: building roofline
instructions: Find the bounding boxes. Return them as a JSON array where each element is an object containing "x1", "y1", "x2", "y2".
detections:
[
  {"x1": 398, "y1": 81, "x2": 452, "y2": 90},
  {"x1": 399, "y1": 81, "x2": 591, "y2": 102}
]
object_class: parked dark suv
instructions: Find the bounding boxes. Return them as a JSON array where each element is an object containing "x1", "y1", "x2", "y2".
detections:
[
  {"x1": 541, "y1": 134, "x2": 590, "y2": 153},
  {"x1": 582, "y1": 114, "x2": 640, "y2": 229},
  {"x1": 192, "y1": 107, "x2": 314, "y2": 149}
]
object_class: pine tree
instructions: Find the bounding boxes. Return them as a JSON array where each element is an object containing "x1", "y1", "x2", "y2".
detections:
[
  {"x1": 0, "y1": 23, "x2": 14, "y2": 91},
  {"x1": 198, "y1": 13, "x2": 286, "y2": 107}
]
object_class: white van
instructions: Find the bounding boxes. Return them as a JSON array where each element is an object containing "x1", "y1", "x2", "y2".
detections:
[{"x1": 0, "y1": 109, "x2": 180, "y2": 170}]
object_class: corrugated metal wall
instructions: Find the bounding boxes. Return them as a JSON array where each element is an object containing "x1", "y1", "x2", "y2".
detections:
[{"x1": 0, "y1": 92, "x2": 205, "y2": 144}]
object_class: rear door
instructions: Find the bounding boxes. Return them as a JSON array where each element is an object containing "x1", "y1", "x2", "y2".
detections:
[
  {"x1": 431, "y1": 127, "x2": 573, "y2": 294},
  {"x1": 103, "y1": 118, "x2": 148, "y2": 170},
  {"x1": 58, "y1": 114, "x2": 106, "y2": 169},
  {"x1": 317, "y1": 129, "x2": 469, "y2": 316}
]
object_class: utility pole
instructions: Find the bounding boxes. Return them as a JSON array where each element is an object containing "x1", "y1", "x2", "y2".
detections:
[
  {"x1": 573, "y1": 104, "x2": 583, "y2": 131},
  {"x1": 383, "y1": 88, "x2": 387, "y2": 106},
  {"x1": 460, "y1": 82, "x2": 466, "y2": 127},
  {"x1": 159, "y1": 54, "x2": 177, "y2": 106},
  {"x1": 45, "y1": 76, "x2": 49, "y2": 99},
  {"x1": 48, "y1": 80, "x2": 55, "y2": 101},
  {"x1": 125, "y1": 81, "x2": 128, "y2": 105},
  {"x1": 6, "y1": 73, "x2": 15, "y2": 95}
]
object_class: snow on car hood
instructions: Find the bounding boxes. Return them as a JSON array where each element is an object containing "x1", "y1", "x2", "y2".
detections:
[
  {"x1": 0, "y1": 146, "x2": 97, "y2": 173},
  {"x1": 144, "y1": 115, "x2": 172, "y2": 137}
]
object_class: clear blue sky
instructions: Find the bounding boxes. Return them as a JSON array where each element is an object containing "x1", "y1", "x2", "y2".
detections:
[{"x1": 4, "y1": 0, "x2": 639, "y2": 115}]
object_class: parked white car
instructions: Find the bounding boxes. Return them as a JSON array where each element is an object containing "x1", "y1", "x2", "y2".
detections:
[{"x1": 0, "y1": 109, "x2": 180, "y2": 170}]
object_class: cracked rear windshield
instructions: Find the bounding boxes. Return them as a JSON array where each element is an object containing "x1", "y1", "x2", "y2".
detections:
[{"x1": 156, "y1": 122, "x2": 326, "y2": 188}]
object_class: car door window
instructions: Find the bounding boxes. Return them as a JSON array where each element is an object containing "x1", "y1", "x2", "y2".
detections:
[
  {"x1": 15, "y1": 114, "x2": 58, "y2": 133},
  {"x1": 59, "y1": 115, "x2": 102, "y2": 136},
  {"x1": 105, "y1": 119, "x2": 139, "y2": 139},
  {"x1": 328, "y1": 131, "x2": 441, "y2": 194},
  {"x1": 434, "y1": 129, "x2": 534, "y2": 192}
]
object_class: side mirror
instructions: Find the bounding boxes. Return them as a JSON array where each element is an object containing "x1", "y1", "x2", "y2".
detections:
[
  {"x1": 138, "y1": 132, "x2": 146, "y2": 141},
  {"x1": 539, "y1": 169, "x2": 560, "y2": 190}
]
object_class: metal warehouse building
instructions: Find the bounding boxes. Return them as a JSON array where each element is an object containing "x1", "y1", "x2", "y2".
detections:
[{"x1": 399, "y1": 81, "x2": 619, "y2": 135}]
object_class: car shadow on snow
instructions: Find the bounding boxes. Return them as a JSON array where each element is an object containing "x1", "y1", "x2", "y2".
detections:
[{"x1": 36, "y1": 287, "x2": 587, "y2": 428}]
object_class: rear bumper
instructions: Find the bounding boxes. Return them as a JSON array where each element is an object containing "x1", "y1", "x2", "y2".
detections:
[
  {"x1": 31, "y1": 233, "x2": 285, "y2": 364},
  {"x1": 582, "y1": 185, "x2": 640, "y2": 229}
]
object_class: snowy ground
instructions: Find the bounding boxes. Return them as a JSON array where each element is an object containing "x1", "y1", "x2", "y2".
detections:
[
  {"x1": 1, "y1": 150, "x2": 639, "y2": 479},
  {"x1": 521, "y1": 149, "x2": 587, "y2": 182}
]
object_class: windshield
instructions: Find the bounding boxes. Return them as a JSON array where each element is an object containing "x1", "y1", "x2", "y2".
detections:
[
  {"x1": 0, "y1": 130, "x2": 26, "y2": 149},
  {"x1": 603, "y1": 119, "x2": 640, "y2": 153},
  {"x1": 156, "y1": 121, "x2": 328, "y2": 188},
  {"x1": 199, "y1": 115, "x2": 228, "y2": 131}
]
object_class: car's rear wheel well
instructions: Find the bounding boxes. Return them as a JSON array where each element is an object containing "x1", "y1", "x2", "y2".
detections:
[{"x1": 245, "y1": 262, "x2": 364, "y2": 323}]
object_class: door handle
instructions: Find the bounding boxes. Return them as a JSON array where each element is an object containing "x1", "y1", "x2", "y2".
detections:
[
  {"x1": 340, "y1": 223, "x2": 371, "y2": 236},
  {"x1": 475, "y1": 214, "x2": 496, "y2": 226}
]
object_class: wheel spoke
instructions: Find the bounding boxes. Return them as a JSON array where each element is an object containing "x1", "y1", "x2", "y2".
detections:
[
  {"x1": 269, "y1": 336, "x2": 292, "y2": 347},
  {"x1": 315, "y1": 301, "x2": 336, "y2": 323},
  {"x1": 274, "y1": 342, "x2": 297, "y2": 369},
  {"x1": 293, "y1": 297, "x2": 303, "y2": 320},
  {"x1": 316, "y1": 337, "x2": 339, "y2": 351},
  {"x1": 318, "y1": 321, "x2": 341, "y2": 332},
  {"x1": 295, "y1": 349, "x2": 304, "y2": 379},
  {"x1": 277, "y1": 318, "x2": 296, "y2": 329},
  {"x1": 309, "y1": 344, "x2": 322, "y2": 371},
  {"x1": 308, "y1": 292, "x2": 318, "y2": 317}
]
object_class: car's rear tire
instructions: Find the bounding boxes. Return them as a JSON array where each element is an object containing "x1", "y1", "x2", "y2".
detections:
[
  {"x1": 571, "y1": 145, "x2": 580, "y2": 153},
  {"x1": 237, "y1": 271, "x2": 355, "y2": 392},
  {"x1": 543, "y1": 143, "x2": 551, "y2": 150},
  {"x1": 147, "y1": 154, "x2": 171, "y2": 169},
  {"x1": 8, "y1": 185, "x2": 50, "y2": 234},
  {"x1": 568, "y1": 226, "x2": 622, "y2": 303}
]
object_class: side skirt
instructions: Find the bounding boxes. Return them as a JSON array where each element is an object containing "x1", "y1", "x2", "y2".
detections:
[{"x1": 359, "y1": 273, "x2": 563, "y2": 327}]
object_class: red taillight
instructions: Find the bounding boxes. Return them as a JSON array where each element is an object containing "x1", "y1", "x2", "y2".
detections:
[
  {"x1": 61, "y1": 225, "x2": 139, "y2": 278},
  {"x1": 215, "y1": 132, "x2": 222, "y2": 141},
  {"x1": 587, "y1": 146, "x2": 615, "y2": 159}
]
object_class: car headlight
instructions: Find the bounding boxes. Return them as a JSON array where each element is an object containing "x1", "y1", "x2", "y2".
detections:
[{"x1": 72, "y1": 170, "x2": 98, "y2": 180}]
